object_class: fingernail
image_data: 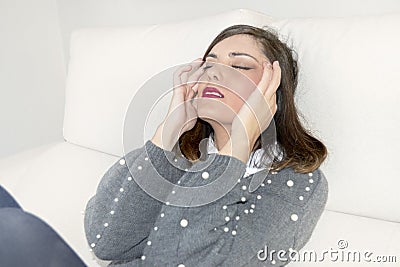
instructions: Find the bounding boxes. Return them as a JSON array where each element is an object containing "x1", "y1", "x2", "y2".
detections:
[{"x1": 274, "y1": 60, "x2": 279, "y2": 66}]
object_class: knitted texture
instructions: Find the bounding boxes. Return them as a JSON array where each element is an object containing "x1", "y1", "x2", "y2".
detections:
[{"x1": 84, "y1": 140, "x2": 328, "y2": 266}]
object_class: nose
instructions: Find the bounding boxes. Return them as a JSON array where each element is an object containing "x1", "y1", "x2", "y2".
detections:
[{"x1": 205, "y1": 62, "x2": 222, "y2": 82}]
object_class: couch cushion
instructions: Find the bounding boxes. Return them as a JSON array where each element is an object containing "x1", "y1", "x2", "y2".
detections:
[
  {"x1": 0, "y1": 142, "x2": 116, "y2": 266},
  {"x1": 269, "y1": 14, "x2": 400, "y2": 222},
  {"x1": 3, "y1": 146, "x2": 399, "y2": 267},
  {"x1": 289, "y1": 210, "x2": 400, "y2": 266}
]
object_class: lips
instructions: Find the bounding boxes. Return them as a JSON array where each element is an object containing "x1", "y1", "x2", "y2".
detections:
[{"x1": 202, "y1": 87, "x2": 224, "y2": 98}]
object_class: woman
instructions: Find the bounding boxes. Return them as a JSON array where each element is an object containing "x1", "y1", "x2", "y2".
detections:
[{"x1": 84, "y1": 24, "x2": 329, "y2": 266}]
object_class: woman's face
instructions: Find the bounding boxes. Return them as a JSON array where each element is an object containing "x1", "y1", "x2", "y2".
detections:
[{"x1": 195, "y1": 34, "x2": 269, "y2": 125}]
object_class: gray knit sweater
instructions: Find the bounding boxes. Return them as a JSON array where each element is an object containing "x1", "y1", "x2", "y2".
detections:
[{"x1": 84, "y1": 140, "x2": 328, "y2": 267}]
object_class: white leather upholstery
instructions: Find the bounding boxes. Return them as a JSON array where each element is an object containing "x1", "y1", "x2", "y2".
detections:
[
  {"x1": 269, "y1": 14, "x2": 400, "y2": 223},
  {"x1": 0, "y1": 142, "x2": 113, "y2": 266},
  {"x1": 1, "y1": 9, "x2": 399, "y2": 267},
  {"x1": 290, "y1": 210, "x2": 400, "y2": 266}
]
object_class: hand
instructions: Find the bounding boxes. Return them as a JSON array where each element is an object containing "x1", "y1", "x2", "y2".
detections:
[
  {"x1": 151, "y1": 58, "x2": 205, "y2": 150},
  {"x1": 219, "y1": 60, "x2": 281, "y2": 163}
]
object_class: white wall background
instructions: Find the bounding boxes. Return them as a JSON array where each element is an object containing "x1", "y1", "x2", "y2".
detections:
[
  {"x1": 0, "y1": 0, "x2": 66, "y2": 158},
  {"x1": 1, "y1": 0, "x2": 400, "y2": 158}
]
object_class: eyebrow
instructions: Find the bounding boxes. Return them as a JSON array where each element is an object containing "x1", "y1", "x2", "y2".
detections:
[{"x1": 206, "y1": 52, "x2": 259, "y2": 63}]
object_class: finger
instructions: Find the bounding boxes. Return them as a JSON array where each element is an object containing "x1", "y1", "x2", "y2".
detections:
[
  {"x1": 268, "y1": 92, "x2": 277, "y2": 114},
  {"x1": 182, "y1": 58, "x2": 202, "y2": 82},
  {"x1": 188, "y1": 58, "x2": 205, "y2": 77},
  {"x1": 188, "y1": 64, "x2": 205, "y2": 90},
  {"x1": 181, "y1": 70, "x2": 190, "y2": 85},
  {"x1": 265, "y1": 61, "x2": 281, "y2": 96},
  {"x1": 185, "y1": 60, "x2": 204, "y2": 97},
  {"x1": 192, "y1": 57, "x2": 203, "y2": 63},
  {"x1": 173, "y1": 59, "x2": 202, "y2": 87},
  {"x1": 173, "y1": 64, "x2": 192, "y2": 88},
  {"x1": 187, "y1": 60, "x2": 205, "y2": 93},
  {"x1": 257, "y1": 61, "x2": 273, "y2": 94},
  {"x1": 188, "y1": 58, "x2": 204, "y2": 75},
  {"x1": 261, "y1": 89, "x2": 275, "y2": 113},
  {"x1": 186, "y1": 66, "x2": 202, "y2": 96},
  {"x1": 186, "y1": 89, "x2": 193, "y2": 101}
]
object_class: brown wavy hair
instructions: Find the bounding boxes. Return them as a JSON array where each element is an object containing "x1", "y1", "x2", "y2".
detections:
[{"x1": 176, "y1": 24, "x2": 328, "y2": 173}]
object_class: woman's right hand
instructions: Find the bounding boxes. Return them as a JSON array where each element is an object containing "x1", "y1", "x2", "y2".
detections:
[{"x1": 151, "y1": 58, "x2": 205, "y2": 151}]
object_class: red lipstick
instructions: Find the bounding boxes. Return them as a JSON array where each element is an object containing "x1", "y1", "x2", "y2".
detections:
[{"x1": 202, "y1": 87, "x2": 224, "y2": 98}]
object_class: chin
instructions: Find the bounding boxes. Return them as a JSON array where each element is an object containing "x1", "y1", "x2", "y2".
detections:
[
  {"x1": 197, "y1": 112, "x2": 233, "y2": 126},
  {"x1": 195, "y1": 98, "x2": 236, "y2": 125}
]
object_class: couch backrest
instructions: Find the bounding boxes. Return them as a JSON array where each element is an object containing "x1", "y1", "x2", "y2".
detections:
[
  {"x1": 63, "y1": 9, "x2": 400, "y2": 222},
  {"x1": 63, "y1": 9, "x2": 273, "y2": 156},
  {"x1": 269, "y1": 14, "x2": 400, "y2": 223}
]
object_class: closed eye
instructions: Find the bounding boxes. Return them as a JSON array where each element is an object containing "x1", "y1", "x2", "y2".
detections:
[
  {"x1": 232, "y1": 65, "x2": 252, "y2": 70},
  {"x1": 203, "y1": 64, "x2": 252, "y2": 70}
]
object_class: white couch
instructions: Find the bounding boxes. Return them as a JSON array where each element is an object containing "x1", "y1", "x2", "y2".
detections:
[{"x1": 1, "y1": 9, "x2": 399, "y2": 266}]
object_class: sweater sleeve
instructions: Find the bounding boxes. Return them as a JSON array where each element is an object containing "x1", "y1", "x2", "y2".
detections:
[
  {"x1": 292, "y1": 169, "x2": 329, "y2": 250},
  {"x1": 219, "y1": 167, "x2": 329, "y2": 267},
  {"x1": 84, "y1": 140, "x2": 192, "y2": 261}
]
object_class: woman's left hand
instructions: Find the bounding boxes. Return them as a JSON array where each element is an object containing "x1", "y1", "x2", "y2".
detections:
[{"x1": 220, "y1": 60, "x2": 281, "y2": 163}]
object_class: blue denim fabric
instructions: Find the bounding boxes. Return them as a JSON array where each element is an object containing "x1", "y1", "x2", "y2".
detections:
[
  {"x1": 0, "y1": 185, "x2": 87, "y2": 267},
  {"x1": 0, "y1": 185, "x2": 21, "y2": 209}
]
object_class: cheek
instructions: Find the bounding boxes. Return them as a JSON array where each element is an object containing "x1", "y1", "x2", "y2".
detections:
[
  {"x1": 248, "y1": 70, "x2": 263, "y2": 85},
  {"x1": 228, "y1": 71, "x2": 261, "y2": 103},
  {"x1": 224, "y1": 90, "x2": 248, "y2": 113}
]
